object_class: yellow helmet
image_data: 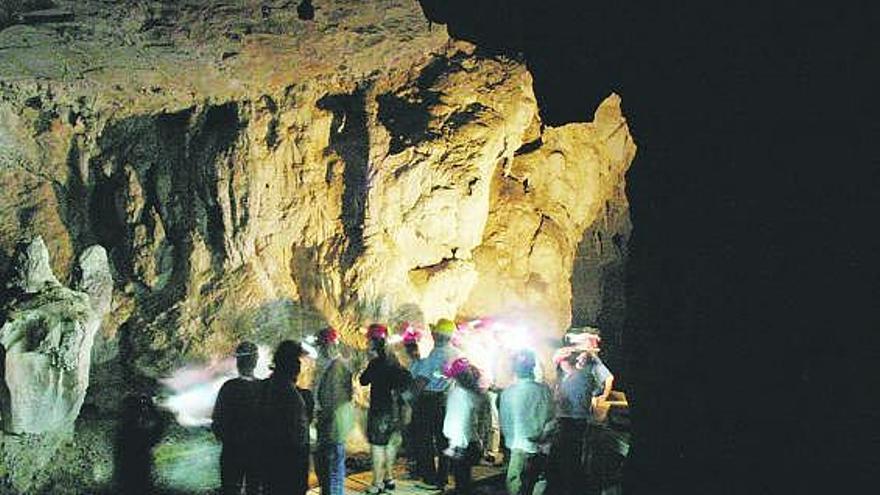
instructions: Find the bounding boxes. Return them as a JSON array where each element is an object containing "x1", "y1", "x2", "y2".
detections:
[{"x1": 431, "y1": 318, "x2": 456, "y2": 336}]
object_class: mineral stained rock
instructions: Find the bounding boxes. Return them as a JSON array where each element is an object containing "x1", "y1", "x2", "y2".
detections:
[
  {"x1": 0, "y1": 1, "x2": 635, "y2": 381},
  {"x1": 0, "y1": 238, "x2": 111, "y2": 434}
]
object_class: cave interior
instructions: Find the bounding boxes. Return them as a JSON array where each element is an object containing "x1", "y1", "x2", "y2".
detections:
[{"x1": 0, "y1": 1, "x2": 873, "y2": 494}]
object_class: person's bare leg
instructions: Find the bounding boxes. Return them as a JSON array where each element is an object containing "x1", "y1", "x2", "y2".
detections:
[
  {"x1": 371, "y1": 445, "x2": 386, "y2": 491},
  {"x1": 384, "y1": 433, "x2": 400, "y2": 487}
]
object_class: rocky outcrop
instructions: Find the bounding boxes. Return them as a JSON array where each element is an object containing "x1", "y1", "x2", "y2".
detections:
[
  {"x1": 464, "y1": 95, "x2": 635, "y2": 333},
  {"x1": 0, "y1": 2, "x2": 636, "y2": 492},
  {"x1": 0, "y1": 237, "x2": 111, "y2": 433},
  {"x1": 0, "y1": 1, "x2": 635, "y2": 381}
]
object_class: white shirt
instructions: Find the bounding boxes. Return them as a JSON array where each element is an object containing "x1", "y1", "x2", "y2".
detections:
[{"x1": 443, "y1": 384, "x2": 481, "y2": 449}]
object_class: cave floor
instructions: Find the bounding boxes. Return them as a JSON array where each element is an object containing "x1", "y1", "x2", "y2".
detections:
[
  {"x1": 153, "y1": 427, "x2": 505, "y2": 494},
  {"x1": 304, "y1": 461, "x2": 506, "y2": 495}
]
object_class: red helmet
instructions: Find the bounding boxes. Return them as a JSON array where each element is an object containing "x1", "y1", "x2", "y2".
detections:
[
  {"x1": 400, "y1": 321, "x2": 421, "y2": 345},
  {"x1": 443, "y1": 357, "x2": 471, "y2": 379},
  {"x1": 316, "y1": 326, "x2": 339, "y2": 346},
  {"x1": 366, "y1": 323, "x2": 388, "y2": 341}
]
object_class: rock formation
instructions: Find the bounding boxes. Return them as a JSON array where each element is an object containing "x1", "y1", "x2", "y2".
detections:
[
  {"x1": 0, "y1": 1, "x2": 635, "y2": 491},
  {"x1": 0, "y1": 0, "x2": 634, "y2": 394},
  {"x1": 0, "y1": 238, "x2": 111, "y2": 434}
]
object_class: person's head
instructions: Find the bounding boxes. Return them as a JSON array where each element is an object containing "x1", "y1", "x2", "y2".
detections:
[
  {"x1": 234, "y1": 341, "x2": 258, "y2": 376},
  {"x1": 315, "y1": 326, "x2": 340, "y2": 357},
  {"x1": 553, "y1": 348, "x2": 577, "y2": 375},
  {"x1": 366, "y1": 323, "x2": 388, "y2": 354},
  {"x1": 512, "y1": 349, "x2": 537, "y2": 379},
  {"x1": 272, "y1": 340, "x2": 306, "y2": 380},
  {"x1": 400, "y1": 322, "x2": 421, "y2": 358},
  {"x1": 430, "y1": 318, "x2": 456, "y2": 346},
  {"x1": 444, "y1": 357, "x2": 482, "y2": 392}
]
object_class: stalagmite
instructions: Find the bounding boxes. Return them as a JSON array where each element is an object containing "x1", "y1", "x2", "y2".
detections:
[{"x1": 0, "y1": 238, "x2": 111, "y2": 433}]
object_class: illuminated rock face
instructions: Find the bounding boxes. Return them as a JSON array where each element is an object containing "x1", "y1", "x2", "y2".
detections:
[
  {"x1": 0, "y1": 51, "x2": 634, "y2": 377},
  {"x1": 465, "y1": 95, "x2": 635, "y2": 333},
  {"x1": 0, "y1": 4, "x2": 634, "y2": 492},
  {"x1": 0, "y1": 238, "x2": 111, "y2": 433},
  {"x1": 0, "y1": 4, "x2": 635, "y2": 381}
]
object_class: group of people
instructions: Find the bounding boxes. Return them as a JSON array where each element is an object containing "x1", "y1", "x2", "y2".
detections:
[
  {"x1": 212, "y1": 328, "x2": 353, "y2": 495},
  {"x1": 211, "y1": 318, "x2": 614, "y2": 495}
]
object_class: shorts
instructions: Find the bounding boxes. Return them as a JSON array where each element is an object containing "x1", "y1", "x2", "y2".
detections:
[{"x1": 367, "y1": 409, "x2": 399, "y2": 446}]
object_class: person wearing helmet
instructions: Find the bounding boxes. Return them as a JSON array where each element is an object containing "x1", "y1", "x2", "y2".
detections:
[
  {"x1": 412, "y1": 318, "x2": 460, "y2": 489},
  {"x1": 401, "y1": 322, "x2": 422, "y2": 368},
  {"x1": 441, "y1": 357, "x2": 488, "y2": 495},
  {"x1": 359, "y1": 323, "x2": 412, "y2": 493},
  {"x1": 546, "y1": 332, "x2": 614, "y2": 495},
  {"x1": 398, "y1": 322, "x2": 424, "y2": 479},
  {"x1": 313, "y1": 327, "x2": 354, "y2": 495},
  {"x1": 212, "y1": 342, "x2": 262, "y2": 495}
]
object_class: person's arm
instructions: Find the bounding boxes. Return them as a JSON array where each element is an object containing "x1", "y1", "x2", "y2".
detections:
[
  {"x1": 538, "y1": 385, "x2": 557, "y2": 443},
  {"x1": 359, "y1": 359, "x2": 375, "y2": 386},
  {"x1": 211, "y1": 384, "x2": 226, "y2": 441},
  {"x1": 499, "y1": 389, "x2": 511, "y2": 440},
  {"x1": 600, "y1": 374, "x2": 614, "y2": 401},
  {"x1": 299, "y1": 387, "x2": 315, "y2": 423},
  {"x1": 594, "y1": 359, "x2": 614, "y2": 401}
]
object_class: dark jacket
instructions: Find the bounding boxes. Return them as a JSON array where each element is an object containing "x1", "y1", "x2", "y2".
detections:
[
  {"x1": 257, "y1": 375, "x2": 311, "y2": 494},
  {"x1": 360, "y1": 353, "x2": 412, "y2": 413},
  {"x1": 212, "y1": 377, "x2": 260, "y2": 448}
]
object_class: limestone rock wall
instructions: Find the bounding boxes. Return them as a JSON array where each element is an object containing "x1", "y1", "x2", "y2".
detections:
[
  {"x1": 0, "y1": 45, "x2": 635, "y2": 381},
  {"x1": 0, "y1": 4, "x2": 636, "y2": 390},
  {"x1": 464, "y1": 95, "x2": 635, "y2": 333},
  {"x1": 0, "y1": 3, "x2": 637, "y2": 490}
]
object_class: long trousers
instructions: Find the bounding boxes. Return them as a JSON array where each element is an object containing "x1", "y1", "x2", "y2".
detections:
[
  {"x1": 412, "y1": 391, "x2": 450, "y2": 485},
  {"x1": 220, "y1": 445, "x2": 261, "y2": 495},
  {"x1": 449, "y1": 441, "x2": 481, "y2": 495},
  {"x1": 315, "y1": 442, "x2": 346, "y2": 495},
  {"x1": 484, "y1": 390, "x2": 502, "y2": 455},
  {"x1": 546, "y1": 417, "x2": 590, "y2": 495},
  {"x1": 506, "y1": 449, "x2": 547, "y2": 495}
]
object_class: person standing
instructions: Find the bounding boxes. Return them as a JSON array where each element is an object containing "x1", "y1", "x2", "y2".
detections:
[
  {"x1": 441, "y1": 357, "x2": 487, "y2": 495},
  {"x1": 360, "y1": 323, "x2": 412, "y2": 493},
  {"x1": 257, "y1": 340, "x2": 311, "y2": 495},
  {"x1": 577, "y1": 348, "x2": 614, "y2": 493},
  {"x1": 482, "y1": 330, "x2": 511, "y2": 467},
  {"x1": 546, "y1": 344, "x2": 612, "y2": 495},
  {"x1": 115, "y1": 393, "x2": 165, "y2": 494},
  {"x1": 500, "y1": 350, "x2": 555, "y2": 495},
  {"x1": 412, "y1": 318, "x2": 459, "y2": 489},
  {"x1": 212, "y1": 342, "x2": 262, "y2": 495},
  {"x1": 314, "y1": 327, "x2": 354, "y2": 495},
  {"x1": 400, "y1": 323, "x2": 424, "y2": 479}
]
